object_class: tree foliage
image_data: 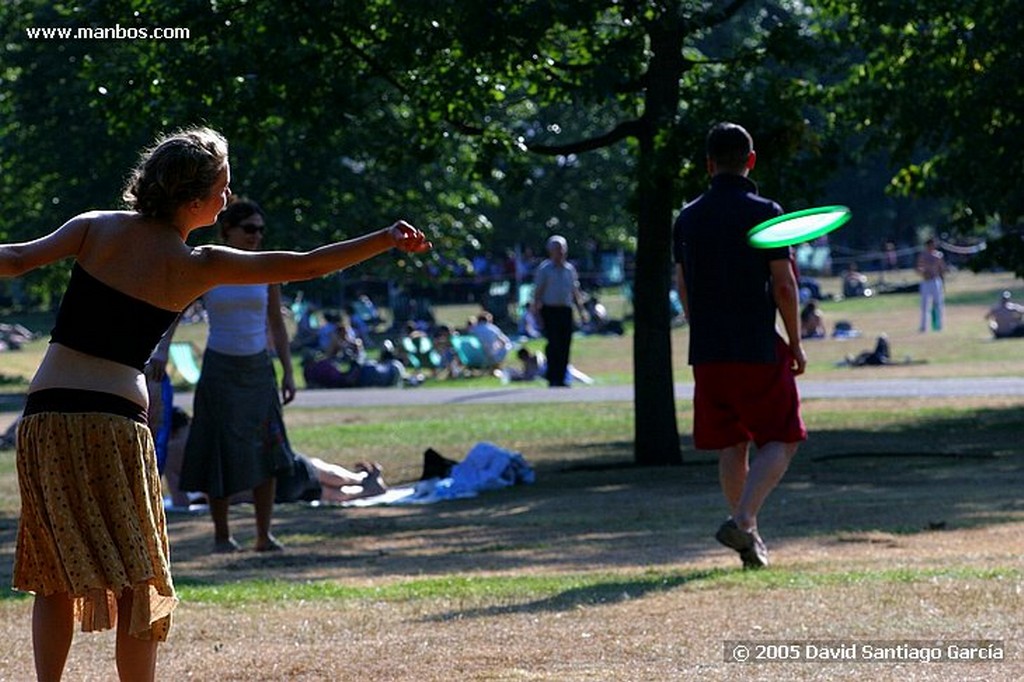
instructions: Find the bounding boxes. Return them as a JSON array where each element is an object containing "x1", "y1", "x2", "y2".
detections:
[
  {"x1": 314, "y1": 0, "x2": 835, "y2": 464},
  {"x1": 0, "y1": 0, "x2": 495, "y2": 294},
  {"x1": 2, "y1": 1, "x2": 849, "y2": 464},
  {"x1": 817, "y1": 0, "x2": 1024, "y2": 272}
]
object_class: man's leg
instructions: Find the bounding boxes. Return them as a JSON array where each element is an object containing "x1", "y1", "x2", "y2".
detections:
[
  {"x1": 540, "y1": 307, "x2": 556, "y2": 385},
  {"x1": 716, "y1": 441, "x2": 798, "y2": 569},
  {"x1": 718, "y1": 442, "x2": 750, "y2": 515},
  {"x1": 919, "y1": 282, "x2": 930, "y2": 332},
  {"x1": 933, "y1": 280, "x2": 945, "y2": 330},
  {"x1": 716, "y1": 442, "x2": 768, "y2": 568},
  {"x1": 562, "y1": 321, "x2": 575, "y2": 382},
  {"x1": 542, "y1": 307, "x2": 571, "y2": 386},
  {"x1": 733, "y1": 441, "x2": 799, "y2": 533}
]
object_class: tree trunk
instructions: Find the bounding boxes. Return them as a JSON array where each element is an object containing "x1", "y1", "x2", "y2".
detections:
[
  {"x1": 632, "y1": 134, "x2": 682, "y2": 466},
  {"x1": 631, "y1": 20, "x2": 686, "y2": 466}
]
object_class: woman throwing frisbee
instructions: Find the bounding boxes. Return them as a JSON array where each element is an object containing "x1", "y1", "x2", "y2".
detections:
[{"x1": 0, "y1": 126, "x2": 429, "y2": 681}]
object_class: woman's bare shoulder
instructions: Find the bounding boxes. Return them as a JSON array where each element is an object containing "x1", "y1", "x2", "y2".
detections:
[{"x1": 77, "y1": 209, "x2": 145, "y2": 227}]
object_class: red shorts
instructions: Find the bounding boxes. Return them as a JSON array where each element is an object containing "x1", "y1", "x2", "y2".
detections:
[{"x1": 692, "y1": 342, "x2": 807, "y2": 450}]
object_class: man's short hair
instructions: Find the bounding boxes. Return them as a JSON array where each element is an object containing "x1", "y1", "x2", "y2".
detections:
[{"x1": 706, "y1": 122, "x2": 753, "y2": 172}]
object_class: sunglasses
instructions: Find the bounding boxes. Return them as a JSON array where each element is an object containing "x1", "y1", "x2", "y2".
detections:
[{"x1": 234, "y1": 223, "x2": 265, "y2": 235}]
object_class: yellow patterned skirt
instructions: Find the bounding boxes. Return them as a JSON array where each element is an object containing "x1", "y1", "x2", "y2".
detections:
[{"x1": 13, "y1": 412, "x2": 177, "y2": 641}]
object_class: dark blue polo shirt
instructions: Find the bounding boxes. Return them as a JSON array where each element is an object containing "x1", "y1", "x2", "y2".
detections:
[{"x1": 673, "y1": 173, "x2": 788, "y2": 365}]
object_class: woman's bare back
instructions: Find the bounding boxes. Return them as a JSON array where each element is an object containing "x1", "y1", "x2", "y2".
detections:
[{"x1": 73, "y1": 211, "x2": 206, "y2": 312}]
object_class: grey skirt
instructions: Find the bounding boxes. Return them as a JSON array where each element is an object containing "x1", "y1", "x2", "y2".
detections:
[{"x1": 179, "y1": 349, "x2": 294, "y2": 498}]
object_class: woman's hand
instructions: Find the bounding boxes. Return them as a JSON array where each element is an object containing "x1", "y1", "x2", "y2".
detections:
[
  {"x1": 388, "y1": 221, "x2": 432, "y2": 253},
  {"x1": 281, "y1": 373, "x2": 297, "y2": 405}
]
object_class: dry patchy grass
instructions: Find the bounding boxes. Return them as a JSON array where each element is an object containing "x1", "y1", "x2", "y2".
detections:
[
  {"x1": 1, "y1": 396, "x2": 1022, "y2": 680},
  {"x1": 1, "y1": 269, "x2": 1023, "y2": 680}
]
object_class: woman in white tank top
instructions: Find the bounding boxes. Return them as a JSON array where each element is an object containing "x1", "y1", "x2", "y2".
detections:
[{"x1": 177, "y1": 199, "x2": 296, "y2": 554}]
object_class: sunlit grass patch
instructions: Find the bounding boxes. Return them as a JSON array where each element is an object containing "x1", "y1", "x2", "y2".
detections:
[{"x1": 175, "y1": 564, "x2": 1021, "y2": 607}]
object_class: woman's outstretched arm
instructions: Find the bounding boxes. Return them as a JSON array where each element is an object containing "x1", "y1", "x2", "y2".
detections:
[
  {"x1": 187, "y1": 221, "x2": 430, "y2": 289},
  {"x1": 0, "y1": 215, "x2": 91, "y2": 277}
]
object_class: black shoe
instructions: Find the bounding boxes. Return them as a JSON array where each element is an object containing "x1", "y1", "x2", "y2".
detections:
[{"x1": 715, "y1": 519, "x2": 769, "y2": 569}]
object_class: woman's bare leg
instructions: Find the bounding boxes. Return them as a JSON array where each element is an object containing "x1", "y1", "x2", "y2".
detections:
[
  {"x1": 210, "y1": 497, "x2": 238, "y2": 552},
  {"x1": 314, "y1": 460, "x2": 387, "y2": 504},
  {"x1": 308, "y1": 457, "x2": 365, "y2": 488},
  {"x1": 33, "y1": 592, "x2": 74, "y2": 682},
  {"x1": 115, "y1": 589, "x2": 158, "y2": 682},
  {"x1": 253, "y1": 477, "x2": 282, "y2": 551}
]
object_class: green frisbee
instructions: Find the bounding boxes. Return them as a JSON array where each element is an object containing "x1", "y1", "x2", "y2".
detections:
[{"x1": 747, "y1": 205, "x2": 851, "y2": 249}]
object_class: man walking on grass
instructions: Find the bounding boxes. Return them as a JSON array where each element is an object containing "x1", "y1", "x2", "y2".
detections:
[{"x1": 673, "y1": 122, "x2": 807, "y2": 569}]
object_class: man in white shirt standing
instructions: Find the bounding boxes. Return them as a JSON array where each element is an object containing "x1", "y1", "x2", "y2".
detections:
[{"x1": 532, "y1": 235, "x2": 587, "y2": 387}]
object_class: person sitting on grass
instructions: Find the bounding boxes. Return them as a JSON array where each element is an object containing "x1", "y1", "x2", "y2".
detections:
[
  {"x1": 431, "y1": 325, "x2": 462, "y2": 379},
  {"x1": 302, "y1": 348, "x2": 406, "y2": 388},
  {"x1": 842, "y1": 262, "x2": 870, "y2": 298},
  {"x1": 505, "y1": 347, "x2": 545, "y2": 382},
  {"x1": 344, "y1": 302, "x2": 373, "y2": 346},
  {"x1": 985, "y1": 291, "x2": 1024, "y2": 339},
  {"x1": 469, "y1": 311, "x2": 513, "y2": 367},
  {"x1": 319, "y1": 310, "x2": 366, "y2": 363},
  {"x1": 581, "y1": 294, "x2": 625, "y2": 336},
  {"x1": 800, "y1": 301, "x2": 826, "y2": 339}
]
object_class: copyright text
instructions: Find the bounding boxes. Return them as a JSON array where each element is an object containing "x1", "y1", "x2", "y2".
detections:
[{"x1": 725, "y1": 640, "x2": 1006, "y2": 664}]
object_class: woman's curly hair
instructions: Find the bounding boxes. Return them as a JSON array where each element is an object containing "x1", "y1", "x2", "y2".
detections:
[{"x1": 122, "y1": 126, "x2": 228, "y2": 218}]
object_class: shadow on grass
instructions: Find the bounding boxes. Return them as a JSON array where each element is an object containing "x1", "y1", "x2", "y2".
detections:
[
  {"x1": 423, "y1": 569, "x2": 725, "y2": 622},
  {"x1": 0, "y1": 406, "x2": 1021, "y2": 594}
]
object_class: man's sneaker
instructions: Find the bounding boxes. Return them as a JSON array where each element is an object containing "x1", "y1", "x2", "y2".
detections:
[
  {"x1": 715, "y1": 519, "x2": 769, "y2": 569},
  {"x1": 740, "y1": 533, "x2": 770, "y2": 570}
]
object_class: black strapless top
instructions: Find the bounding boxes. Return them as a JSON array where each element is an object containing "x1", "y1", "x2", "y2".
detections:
[{"x1": 49, "y1": 262, "x2": 180, "y2": 371}]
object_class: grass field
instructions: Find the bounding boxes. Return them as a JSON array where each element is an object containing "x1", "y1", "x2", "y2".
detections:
[{"x1": 0, "y1": 270, "x2": 1022, "y2": 680}]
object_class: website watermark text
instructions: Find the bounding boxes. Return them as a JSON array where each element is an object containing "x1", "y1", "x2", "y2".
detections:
[{"x1": 25, "y1": 24, "x2": 190, "y2": 41}]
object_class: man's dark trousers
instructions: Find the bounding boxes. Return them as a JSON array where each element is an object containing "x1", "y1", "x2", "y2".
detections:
[{"x1": 541, "y1": 305, "x2": 573, "y2": 387}]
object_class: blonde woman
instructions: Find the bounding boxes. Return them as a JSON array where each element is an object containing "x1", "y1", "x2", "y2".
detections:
[{"x1": 0, "y1": 126, "x2": 428, "y2": 681}]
